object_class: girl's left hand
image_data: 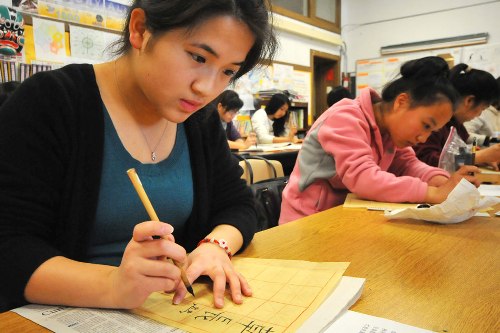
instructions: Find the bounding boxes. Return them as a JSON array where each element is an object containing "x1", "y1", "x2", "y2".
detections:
[{"x1": 173, "y1": 243, "x2": 252, "y2": 308}]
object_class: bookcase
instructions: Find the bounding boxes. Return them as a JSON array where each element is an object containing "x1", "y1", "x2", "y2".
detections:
[{"x1": 0, "y1": 1, "x2": 124, "y2": 82}]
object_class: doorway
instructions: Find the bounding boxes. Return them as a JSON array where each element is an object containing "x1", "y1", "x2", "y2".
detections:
[{"x1": 311, "y1": 50, "x2": 340, "y2": 121}]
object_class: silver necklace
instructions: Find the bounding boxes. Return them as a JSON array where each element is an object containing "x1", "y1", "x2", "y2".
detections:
[
  {"x1": 114, "y1": 59, "x2": 168, "y2": 161},
  {"x1": 144, "y1": 122, "x2": 169, "y2": 161}
]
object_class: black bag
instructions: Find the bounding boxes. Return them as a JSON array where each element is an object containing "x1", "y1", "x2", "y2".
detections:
[{"x1": 235, "y1": 155, "x2": 289, "y2": 230}]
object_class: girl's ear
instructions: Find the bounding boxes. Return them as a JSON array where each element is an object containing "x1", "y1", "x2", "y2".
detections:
[
  {"x1": 463, "y1": 95, "x2": 476, "y2": 109},
  {"x1": 129, "y1": 8, "x2": 148, "y2": 50},
  {"x1": 394, "y1": 92, "x2": 410, "y2": 112}
]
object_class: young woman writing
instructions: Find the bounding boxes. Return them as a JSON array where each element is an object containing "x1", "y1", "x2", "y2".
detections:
[
  {"x1": 413, "y1": 65, "x2": 499, "y2": 169},
  {"x1": 213, "y1": 89, "x2": 256, "y2": 150},
  {"x1": 251, "y1": 92, "x2": 301, "y2": 144},
  {"x1": 0, "y1": 0, "x2": 277, "y2": 311},
  {"x1": 280, "y1": 57, "x2": 478, "y2": 224}
]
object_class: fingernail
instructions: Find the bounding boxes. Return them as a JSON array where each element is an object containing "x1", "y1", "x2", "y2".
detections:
[
  {"x1": 173, "y1": 296, "x2": 181, "y2": 305},
  {"x1": 161, "y1": 224, "x2": 174, "y2": 234},
  {"x1": 215, "y1": 298, "x2": 224, "y2": 308}
]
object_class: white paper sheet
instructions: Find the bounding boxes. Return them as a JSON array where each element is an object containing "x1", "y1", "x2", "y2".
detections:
[
  {"x1": 385, "y1": 179, "x2": 500, "y2": 224},
  {"x1": 325, "y1": 310, "x2": 435, "y2": 333},
  {"x1": 12, "y1": 304, "x2": 184, "y2": 333},
  {"x1": 478, "y1": 184, "x2": 500, "y2": 196},
  {"x1": 297, "y1": 276, "x2": 365, "y2": 333}
]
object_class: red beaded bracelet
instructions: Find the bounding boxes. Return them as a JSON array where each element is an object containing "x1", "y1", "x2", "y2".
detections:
[{"x1": 197, "y1": 238, "x2": 232, "y2": 259}]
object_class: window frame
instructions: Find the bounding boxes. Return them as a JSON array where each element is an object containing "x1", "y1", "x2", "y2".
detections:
[{"x1": 271, "y1": 0, "x2": 341, "y2": 34}]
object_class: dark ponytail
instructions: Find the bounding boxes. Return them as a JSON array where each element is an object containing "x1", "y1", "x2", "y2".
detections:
[
  {"x1": 382, "y1": 56, "x2": 458, "y2": 109},
  {"x1": 449, "y1": 64, "x2": 497, "y2": 106}
]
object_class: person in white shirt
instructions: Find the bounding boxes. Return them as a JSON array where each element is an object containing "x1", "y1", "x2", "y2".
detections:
[
  {"x1": 251, "y1": 93, "x2": 300, "y2": 144},
  {"x1": 464, "y1": 76, "x2": 500, "y2": 146}
]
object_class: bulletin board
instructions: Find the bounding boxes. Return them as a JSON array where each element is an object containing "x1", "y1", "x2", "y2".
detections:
[
  {"x1": 233, "y1": 63, "x2": 311, "y2": 104},
  {"x1": 355, "y1": 42, "x2": 500, "y2": 97}
]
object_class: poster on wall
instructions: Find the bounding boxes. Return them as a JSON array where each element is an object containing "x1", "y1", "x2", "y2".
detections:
[
  {"x1": 462, "y1": 43, "x2": 500, "y2": 78},
  {"x1": 355, "y1": 43, "x2": 498, "y2": 97},
  {"x1": 32, "y1": 16, "x2": 67, "y2": 63}
]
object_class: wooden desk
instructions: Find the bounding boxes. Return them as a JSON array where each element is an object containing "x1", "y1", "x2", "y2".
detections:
[
  {"x1": 478, "y1": 167, "x2": 500, "y2": 184},
  {"x1": 2, "y1": 207, "x2": 499, "y2": 332},
  {"x1": 242, "y1": 207, "x2": 500, "y2": 332}
]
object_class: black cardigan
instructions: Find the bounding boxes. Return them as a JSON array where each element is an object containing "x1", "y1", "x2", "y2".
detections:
[{"x1": 0, "y1": 64, "x2": 257, "y2": 309}]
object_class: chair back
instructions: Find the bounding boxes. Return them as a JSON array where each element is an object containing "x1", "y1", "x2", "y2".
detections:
[{"x1": 239, "y1": 158, "x2": 284, "y2": 184}]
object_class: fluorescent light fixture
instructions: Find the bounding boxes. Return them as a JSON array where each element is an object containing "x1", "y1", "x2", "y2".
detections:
[{"x1": 380, "y1": 33, "x2": 488, "y2": 55}]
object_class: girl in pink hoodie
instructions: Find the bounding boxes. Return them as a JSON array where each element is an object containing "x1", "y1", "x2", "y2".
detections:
[{"x1": 280, "y1": 56, "x2": 479, "y2": 224}]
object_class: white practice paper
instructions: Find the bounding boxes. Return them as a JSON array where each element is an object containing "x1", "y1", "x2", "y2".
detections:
[
  {"x1": 385, "y1": 179, "x2": 500, "y2": 224},
  {"x1": 12, "y1": 304, "x2": 184, "y2": 333},
  {"x1": 325, "y1": 310, "x2": 435, "y2": 333}
]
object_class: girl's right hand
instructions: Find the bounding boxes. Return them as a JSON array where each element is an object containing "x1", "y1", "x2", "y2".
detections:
[
  {"x1": 288, "y1": 126, "x2": 298, "y2": 142},
  {"x1": 244, "y1": 132, "x2": 257, "y2": 148},
  {"x1": 425, "y1": 165, "x2": 479, "y2": 203},
  {"x1": 475, "y1": 143, "x2": 500, "y2": 166},
  {"x1": 108, "y1": 221, "x2": 188, "y2": 309}
]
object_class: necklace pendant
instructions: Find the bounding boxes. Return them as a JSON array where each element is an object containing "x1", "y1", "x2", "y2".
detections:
[{"x1": 151, "y1": 152, "x2": 157, "y2": 161}]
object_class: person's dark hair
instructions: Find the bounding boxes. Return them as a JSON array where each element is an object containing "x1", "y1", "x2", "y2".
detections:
[
  {"x1": 265, "y1": 93, "x2": 290, "y2": 136},
  {"x1": 327, "y1": 86, "x2": 352, "y2": 107},
  {"x1": 214, "y1": 89, "x2": 243, "y2": 112},
  {"x1": 0, "y1": 81, "x2": 21, "y2": 106},
  {"x1": 381, "y1": 56, "x2": 458, "y2": 110},
  {"x1": 449, "y1": 64, "x2": 497, "y2": 107},
  {"x1": 112, "y1": 0, "x2": 277, "y2": 82}
]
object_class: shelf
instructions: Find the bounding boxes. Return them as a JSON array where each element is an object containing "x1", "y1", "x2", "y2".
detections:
[{"x1": 16, "y1": 6, "x2": 123, "y2": 34}]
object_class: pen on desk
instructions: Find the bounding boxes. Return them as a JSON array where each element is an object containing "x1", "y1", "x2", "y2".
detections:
[
  {"x1": 249, "y1": 119, "x2": 258, "y2": 148},
  {"x1": 126, "y1": 168, "x2": 195, "y2": 297},
  {"x1": 469, "y1": 138, "x2": 477, "y2": 176},
  {"x1": 471, "y1": 138, "x2": 477, "y2": 164},
  {"x1": 367, "y1": 207, "x2": 389, "y2": 212}
]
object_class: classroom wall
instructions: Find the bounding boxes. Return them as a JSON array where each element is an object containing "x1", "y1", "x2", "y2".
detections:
[
  {"x1": 341, "y1": 0, "x2": 500, "y2": 72},
  {"x1": 272, "y1": 14, "x2": 342, "y2": 67}
]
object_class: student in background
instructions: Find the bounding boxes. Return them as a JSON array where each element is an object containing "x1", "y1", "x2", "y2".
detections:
[
  {"x1": 280, "y1": 56, "x2": 478, "y2": 224},
  {"x1": 251, "y1": 92, "x2": 300, "y2": 144},
  {"x1": 214, "y1": 89, "x2": 256, "y2": 150},
  {"x1": 327, "y1": 85, "x2": 352, "y2": 107},
  {"x1": 463, "y1": 76, "x2": 500, "y2": 147},
  {"x1": 0, "y1": 0, "x2": 277, "y2": 311},
  {"x1": 413, "y1": 65, "x2": 499, "y2": 169}
]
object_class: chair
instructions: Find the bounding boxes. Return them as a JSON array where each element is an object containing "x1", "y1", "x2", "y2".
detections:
[
  {"x1": 238, "y1": 158, "x2": 284, "y2": 184},
  {"x1": 235, "y1": 155, "x2": 288, "y2": 230}
]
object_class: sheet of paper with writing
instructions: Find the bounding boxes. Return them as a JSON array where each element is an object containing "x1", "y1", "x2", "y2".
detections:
[{"x1": 132, "y1": 258, "x2": 349, "y2": 333}]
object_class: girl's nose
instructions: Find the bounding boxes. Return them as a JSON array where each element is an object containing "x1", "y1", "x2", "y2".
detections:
[
  {"x1": 191, "y1": 70, "x2": 219, "y2": 98},
  {"x1": 416, "y1": 133, "x2": 430, "y2": 143}
]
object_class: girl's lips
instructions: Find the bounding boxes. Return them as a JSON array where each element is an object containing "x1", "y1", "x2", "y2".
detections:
[{"x1": 179, "y1": 99, "x2": 202, "y2": 113}]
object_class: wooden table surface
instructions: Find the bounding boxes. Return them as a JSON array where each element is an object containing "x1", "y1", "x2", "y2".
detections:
[
  {"x1": 1, "y1": 207, "x2": 499, "y2": 332},
  {"x1": 243, "y1": 207, "x2": 500, "y2": 333}
]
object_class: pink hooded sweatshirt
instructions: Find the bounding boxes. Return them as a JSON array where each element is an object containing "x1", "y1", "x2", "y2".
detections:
[{"x1": 279, "y1": 88, "x2": 449, "y2": 224}]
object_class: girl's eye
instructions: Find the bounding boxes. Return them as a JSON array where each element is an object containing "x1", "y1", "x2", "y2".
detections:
[
  {"x1": 423, "y1": 123, "x2": 431, "y2": 131},
  {"x1": 223, "y1": 69, "x2": 236, "y2": 77},
  {"x1": 190, "y1": 53, "x2": 206, "y2": 64}
]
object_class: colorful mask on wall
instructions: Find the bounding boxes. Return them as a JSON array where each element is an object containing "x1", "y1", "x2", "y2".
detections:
[{"x1": 0, "y1": 5, "x2": 25, "y2": 56}]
